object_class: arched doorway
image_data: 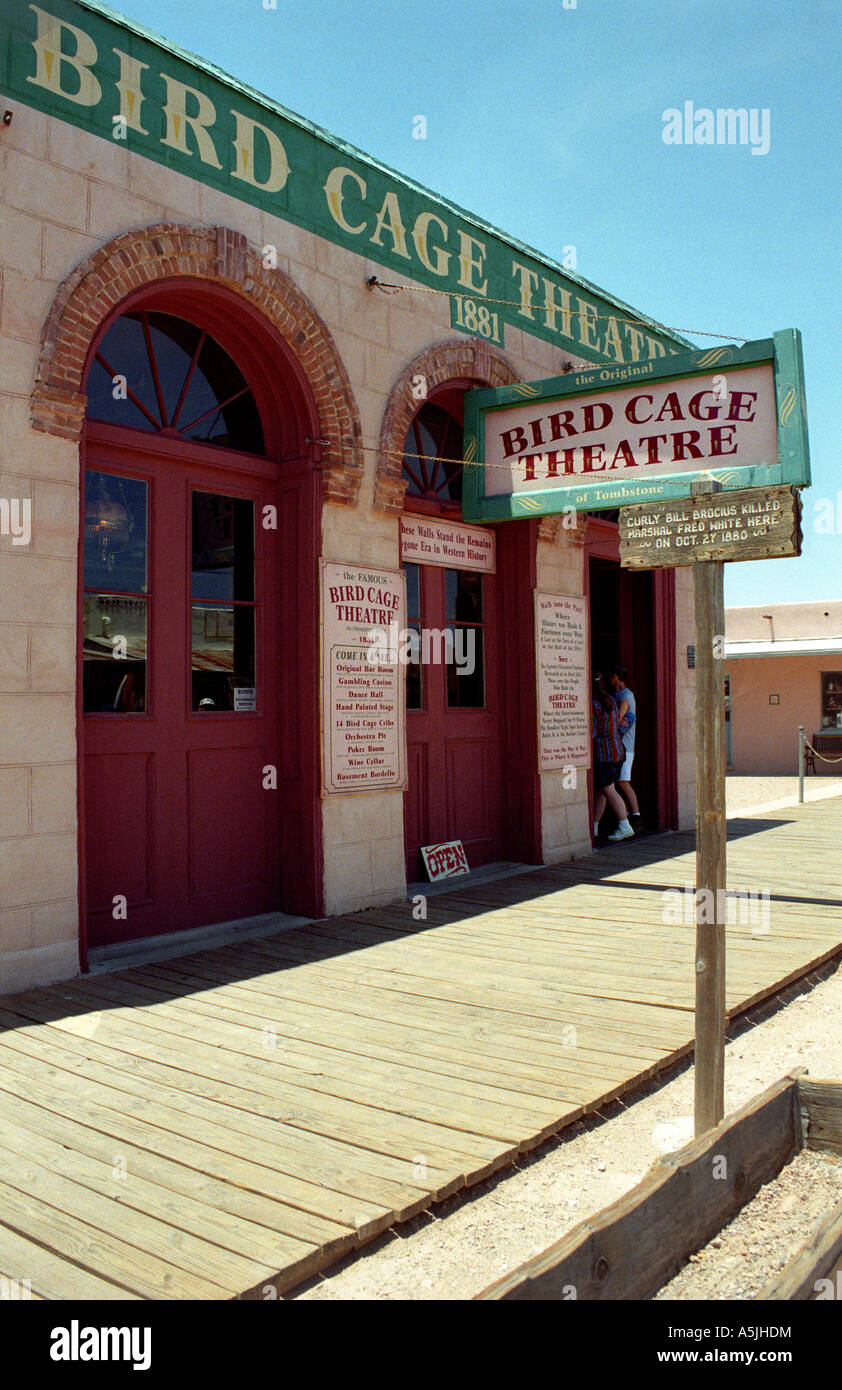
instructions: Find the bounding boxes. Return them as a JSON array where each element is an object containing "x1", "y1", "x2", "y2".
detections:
[
  {"x1": 79, "y1": 281, "x2": 319, "y2": 948},
  {"x1": 400, "y1": 381, "x2": 506, "y2": 879}
]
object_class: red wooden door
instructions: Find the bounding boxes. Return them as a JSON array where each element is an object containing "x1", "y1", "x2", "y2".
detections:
[
  {"x1": 82, "y1": 432, "x2": 282, "y2": 947},
  {"x1": 403, "y1": 561, "x2": 503, "y2": 880}
]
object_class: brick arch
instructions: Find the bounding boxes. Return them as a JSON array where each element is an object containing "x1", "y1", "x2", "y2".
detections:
[
  {"x1": 373, "y1": 337, "x2": 520, "y2": 514},
  {"x1": 31, "y1": 223, "x2": 363, "y2": 504}
]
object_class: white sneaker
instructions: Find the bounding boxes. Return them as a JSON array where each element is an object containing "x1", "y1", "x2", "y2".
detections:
[{"x1": 608, "y1": 822, "x2": 635, "y2": 841}]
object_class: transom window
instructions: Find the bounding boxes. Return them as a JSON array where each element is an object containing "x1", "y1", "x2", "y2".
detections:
[
  {"x1": 402, "y1": 400, "x2": 463, "y2": 503},
  {"x1": 86, "y1": 310, "x2": 265, "y2": 454}
]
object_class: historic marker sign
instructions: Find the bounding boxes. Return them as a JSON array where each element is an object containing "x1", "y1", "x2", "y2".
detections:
[
  {"x1": 321, "y1": 561, "x2": 406, "y2": 793},
  {"x1": 534, "y1": 593, "x2": 591, "y2": 771},
  {"x1": 619, "y1": 485, "x2": 803, "y2": 569},
  {"x1": 463, "y1": 331, "x2": 809, "y2": 519},
  {"x1": 399, "y1": 516, "x2": 496, "y2": 572}
]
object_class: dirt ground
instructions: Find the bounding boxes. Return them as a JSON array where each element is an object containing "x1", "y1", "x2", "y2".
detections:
[
  {"x1": 725, "y1": 773, "x2": 842, "y2": 815},
  {"x1": 655, "y1": 1148, "x2": 842, "y2": 1300},
  {"x1": 292, "y1": 783, "x2": 842, "y2": 1302}
]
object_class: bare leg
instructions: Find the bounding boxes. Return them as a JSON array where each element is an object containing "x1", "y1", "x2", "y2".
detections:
[
  {"x1": 617, "y1": 779, "x2": 640, "y2": 815},
  {"x1": 603, "y1": 782, "x2": 628, "y2": 820},
  {"x1": 593, "y1": 791, "x2": 606, "y2": 825}
]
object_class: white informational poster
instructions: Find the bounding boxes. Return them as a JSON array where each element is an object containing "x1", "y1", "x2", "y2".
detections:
[
  {"x1": 321, "y1": 560, "x2": 407, "y2": 793},
  {"x1": 534, "y1": 591, "x2": 591, "y2": 770},
  {"x1": 399, "y1": 516, "x2": 496, "y2": 572}
]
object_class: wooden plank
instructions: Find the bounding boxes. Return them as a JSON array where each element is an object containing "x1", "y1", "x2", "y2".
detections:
[
  {"x1": 0, "y1": 1055, "x2": 360, "y2": 1251},
  {"x1": 693, "y1": 544, "x2": 727, "y2": 1134},
  {"x1": 0, "y1": 801, "x2": 838, "y2": 1299},
  {"x1": 476, "y1": 1072, "x2": 803, "y2": 1301},
  {"x1": 0, "y1": 1008, "x2": 460, "y2": 1215},
  {"x1": 10, "y1": 982, "x2": 543, "y2": 1154},
  {"x1": 0, "y1": 1224, "x2": 140, "y2": 1301},
  {"x1": 0, "y1": 1090, "x2": 320, "y2": 1278},
  {"x1": 0, "y1": 1178, "x2": 230, "y2": 1300},
  {"x1": 0, "y1": 1137, "x2": 279, "y2": 1298},
  {"x1": 0, "y1": 1033, "x2": 411, "y2": 1234},
  {"x1": 757, "y1": 1199, "x2": 842, "y2": 1300},
  {"x1": 798, "y1": 1078, "x2": 842, "y2": 1156}
]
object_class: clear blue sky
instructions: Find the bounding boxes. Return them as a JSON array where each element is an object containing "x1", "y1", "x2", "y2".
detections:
[{"x1": 111, "y1": 0, "x2": 841, "y2": 607}]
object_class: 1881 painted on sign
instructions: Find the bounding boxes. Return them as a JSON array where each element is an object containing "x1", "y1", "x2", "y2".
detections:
[{"x1": 462, "y1": 331, "x2": 809, "y2": 519}]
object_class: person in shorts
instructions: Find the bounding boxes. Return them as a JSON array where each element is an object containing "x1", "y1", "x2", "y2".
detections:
[
  {"x1": 592, "y1": 672, "x2": 634, "y2": 842},
  {"x1": 609, "y1": 662, "x2": 641, "y2": 832}
]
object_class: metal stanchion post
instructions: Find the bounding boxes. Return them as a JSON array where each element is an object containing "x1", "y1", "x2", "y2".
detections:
[{"x1": 798, "y1": 725, "x2": 805, "y2": 804}]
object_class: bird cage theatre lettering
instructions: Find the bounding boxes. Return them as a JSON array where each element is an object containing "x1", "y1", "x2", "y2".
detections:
[{"x1": 1, "y1": 0, "x2": 700, "y2": 991}]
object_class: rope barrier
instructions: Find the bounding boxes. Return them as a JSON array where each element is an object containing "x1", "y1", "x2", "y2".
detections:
[{"x1": 804, "y1": 739, "x2": 842, "y2": 765}]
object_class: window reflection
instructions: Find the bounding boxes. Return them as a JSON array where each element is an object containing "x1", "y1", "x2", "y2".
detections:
[
  {"x1": 83, "y1": 471, "x2": 149, "y2": 713},
  {"x1": 191, "y1": 491, "x2": 257, "y2": 711},
  {"x1": 83, "y1": 595, "x2": 147, "y2": 712},
  {"x1": 404, "y1": 562, "x2": 422, "y2": 710},
  {"x1": 192, "y1": 493, "x2": 255, "y2": 601},
  {"x1": 191, "y1": 606, "x2": 256, "y2": 710},
  {"x1": 446, "y1": 569, "x2": 485, "y2": 708},
  {"x1": 83, "y1": 471, "x2": 147, "y2": 593}
]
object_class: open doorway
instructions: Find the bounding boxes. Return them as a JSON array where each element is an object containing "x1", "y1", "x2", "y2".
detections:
[{"x1": 588, "y1": 556, "x2": 658, "y2": 833}]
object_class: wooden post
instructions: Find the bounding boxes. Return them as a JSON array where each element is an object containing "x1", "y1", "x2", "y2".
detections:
[
  {"x1": 798, "y1": 726, "x2": 805, "y2": 803},
  {"x1": 692, "y1": 481, "x2": 727, "y2": 1136}
]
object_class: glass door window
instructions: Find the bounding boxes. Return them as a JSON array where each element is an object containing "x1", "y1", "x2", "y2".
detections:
[
  {"x1": 191, "y1": 492, "x2": 258, "y2": 711},
  {"x1": 83, "y1": 469, "x2": 149, "y2": 713}
]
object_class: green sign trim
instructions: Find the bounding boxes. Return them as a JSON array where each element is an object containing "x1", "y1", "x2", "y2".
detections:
[
  {"x1": 461, "y1": 330, "x2": 810, "y2": 520},
  {"x1": 1, "y1": 0, "x2": 691, "y2": 367}
]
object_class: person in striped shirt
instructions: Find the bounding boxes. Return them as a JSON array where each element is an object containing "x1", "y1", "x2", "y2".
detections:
[{"x1": 592, "y1": 672, "x2": 635, "y2": 842}]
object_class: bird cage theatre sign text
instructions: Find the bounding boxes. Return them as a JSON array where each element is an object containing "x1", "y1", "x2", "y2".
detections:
[{"x1": 462, "y1": 331, "x2": 809, "y2": 520}]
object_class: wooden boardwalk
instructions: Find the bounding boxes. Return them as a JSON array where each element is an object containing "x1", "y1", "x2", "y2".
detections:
[{"x1": 1, "y1": 799, "x2": 841, "y2": 1299}]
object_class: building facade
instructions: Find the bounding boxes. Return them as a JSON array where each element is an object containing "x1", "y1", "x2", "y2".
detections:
[
  {"x1": 0, "y1": 0, "x2": 696, "y2": 994},
  {"x1": 725, "y1": 602, "x2": 842, "y2": 775}
]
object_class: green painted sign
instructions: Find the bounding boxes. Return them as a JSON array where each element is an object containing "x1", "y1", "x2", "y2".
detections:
[
  {"x1": 0, "y1": 0, "x2": 689, "y2": 367},
  {"x1": 449, "y1": 294, "x2": 504, "y2": 347},
  {"x1": 462, "y1": 330, "x2": 810, "y2": 519}
]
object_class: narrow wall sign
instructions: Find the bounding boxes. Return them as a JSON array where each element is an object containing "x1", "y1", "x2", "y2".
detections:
[
  {"x1": 320, "y1": 560, "x2": 407, "y2": 793},
  {"x1": 399, "y1": 516, "x2": 496, "y2": 572},
  {"x1": 619, "y1": 485, "x2": 802, "y2": 569},
  {"x1": 534, "y1": 593, "x2": 591, "y2": 771},
  {"x1": 463, "y1": 330, "x2": 809, "y2": 520}
]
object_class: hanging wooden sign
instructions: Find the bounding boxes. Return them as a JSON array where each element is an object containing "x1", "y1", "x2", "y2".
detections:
[
  {"x1": 462, "y1": 330, "x2": 809, "y2": 520},
  {"x1": 619, "y1": 485, "x2": 802, "y2": 569}
]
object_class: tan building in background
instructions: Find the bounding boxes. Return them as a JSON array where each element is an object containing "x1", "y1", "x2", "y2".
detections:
[{"x1": 724, "y1": 602, "x2": 842, "y2": 775}]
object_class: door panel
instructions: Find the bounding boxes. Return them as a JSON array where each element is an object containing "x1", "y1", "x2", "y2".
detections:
[
  {"x1": 445, "y1": 737, "x2": 492, "y2": 850},
  {"x1": 186, "y1": 744, "x2": 269, "y2": 898},
  {"x1": 404, "y1": 560, "x2": 502, "y2": 879},
  {"x1": 405, "y1": 740, "x2": 430, "y2": 858},
  {"x1": 83, "y1": 437, "x2": 283, "y2": 947},
  {"x1": 84, "y1": 752, "x2": 156, "y2": 910}
]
